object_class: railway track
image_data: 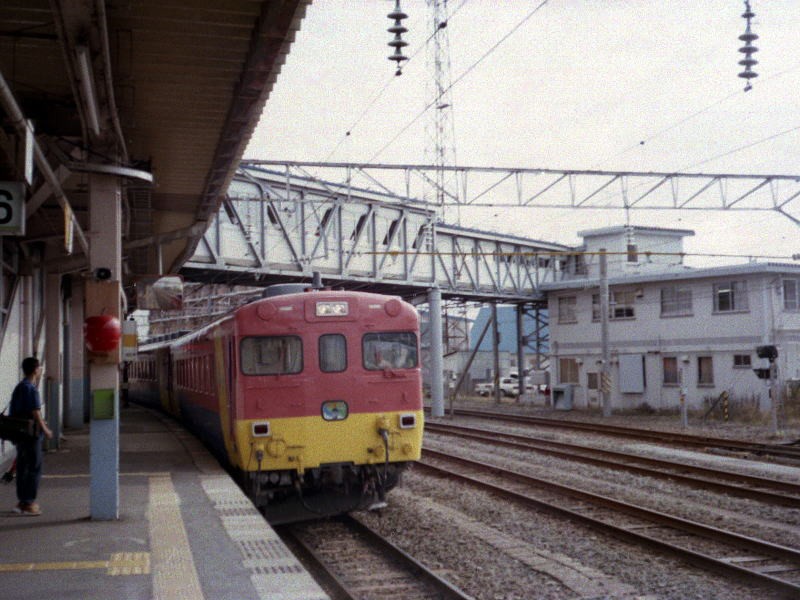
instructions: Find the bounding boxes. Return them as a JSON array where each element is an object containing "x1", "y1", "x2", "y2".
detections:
[
  {"x1": 446, "y1": 408, "x2": 800, "y2": 462},
  {"x1": 277, "y1": 514, "x2": 473, "y2": 600},
  {"x1": 420, "y1": 448, "x2": 800, "y2": 598},
  {"x1": 425, "y1": 421, "x2": 800, "y2": 506}
]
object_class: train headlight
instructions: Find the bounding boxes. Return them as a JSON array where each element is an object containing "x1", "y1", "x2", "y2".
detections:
[
  {"x1": 316, "y1": 301, "x2": 349, "y2": 317},
  {"x1": 399, "y1": 413, "x2": 416, "y2": 429},
  {"x1": 322, "y1": 400, "x2": 348, "y2": 421},
  {"x1": 252, "y1": 422, "x2": 271, "y2": 437}
]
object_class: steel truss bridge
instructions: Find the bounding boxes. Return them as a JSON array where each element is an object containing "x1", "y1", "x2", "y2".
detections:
[{"x1": 181, "y1": 166, "x2": 570, "y2": 301}]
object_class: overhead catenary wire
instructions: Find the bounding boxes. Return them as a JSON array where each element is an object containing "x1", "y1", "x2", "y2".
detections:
[
  {"x1": 594, "y1": 59, "x2": 800, "y2": 169},
  {"x1": 367, "y1": 0, "x2": 550, "y2": 164},
  {"x1": 323, "y1": 0, "x2": 472, "y2": 163},
  {"x1": 261, "y1": 2, "x2": 480, "y2": 242},
  {"x1": 678, "y1": 123, "x2": 800, "y2": 173}
]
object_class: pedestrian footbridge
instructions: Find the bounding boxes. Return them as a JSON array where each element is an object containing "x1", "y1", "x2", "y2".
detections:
[{"x1": 181, "y1": 166, "x2": 570, "y2": 302}]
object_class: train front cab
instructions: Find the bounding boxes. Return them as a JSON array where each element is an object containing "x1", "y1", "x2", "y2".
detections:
[{"x1": 227, "y1": 292, "x2": 424, "y2": 521}]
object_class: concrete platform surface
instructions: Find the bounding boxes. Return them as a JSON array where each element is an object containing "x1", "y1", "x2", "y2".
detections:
[{"x1": 0, "y1": 405, "x2": 328, "y2": 600}]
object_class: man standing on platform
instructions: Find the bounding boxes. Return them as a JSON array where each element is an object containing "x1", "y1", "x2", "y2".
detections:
[{"x1": 10, "y1": 357, "x2": 52, "y2": 516}]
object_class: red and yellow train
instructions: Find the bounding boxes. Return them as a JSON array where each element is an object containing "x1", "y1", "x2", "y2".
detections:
[{"x1": 128, "y1": 284, "x2": 424, "y2": 522}]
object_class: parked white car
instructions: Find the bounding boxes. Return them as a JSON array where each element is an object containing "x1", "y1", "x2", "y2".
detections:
[{"x1": 475, "y1": 378, "x2": 519, "y2": 396}]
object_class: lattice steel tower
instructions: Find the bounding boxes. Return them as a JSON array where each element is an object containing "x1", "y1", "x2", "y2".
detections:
[{"x1": 425, "y1": 0, "x2": 459, "y2": 223}]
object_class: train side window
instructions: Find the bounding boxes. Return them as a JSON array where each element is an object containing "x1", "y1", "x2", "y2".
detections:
[
  {"x1": 241, "y1": 336, "x2": 303, "y2": 375},
  {"x1": 362, "y1": 332, "x2": 418, "y2": 370},
  {"x1": 319, "y1": 334, "x2": 347, "y2": 373}
]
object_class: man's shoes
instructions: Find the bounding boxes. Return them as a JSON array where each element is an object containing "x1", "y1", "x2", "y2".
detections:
[
  {"x1": 14, "y1": 502, "x2": 41, "y2": 516},
  {"x1": 22, "y1": 503, "x2": 41, "y2": 516}
]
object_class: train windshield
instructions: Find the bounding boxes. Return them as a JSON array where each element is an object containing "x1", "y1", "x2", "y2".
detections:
[
  {"x1": 362, "y1": 332, "x2": 418, "y2": 370},
  {"x1": 319, "y1": 334, "x2": 347, "y2": 373},
  {"x1": 241, "y1": 336, "x2": 303, "y2": 375}
]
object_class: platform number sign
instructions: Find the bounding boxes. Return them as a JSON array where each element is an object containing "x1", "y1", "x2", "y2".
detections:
[{"x1": 0, "y1": 182, "x2": 25, "y2": 236}]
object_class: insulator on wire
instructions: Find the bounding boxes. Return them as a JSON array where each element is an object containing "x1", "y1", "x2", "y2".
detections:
[
  {"x1": 387, "y1": 0, "x2": 409, "y2": 76},
  {"x1": 738, "y1": 1, "x2": 759, "y2": 91}
]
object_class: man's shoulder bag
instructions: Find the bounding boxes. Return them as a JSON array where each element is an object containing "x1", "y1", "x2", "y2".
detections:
[{"x1": 0, "y1": 413, "x2": 36, "y2": 444}]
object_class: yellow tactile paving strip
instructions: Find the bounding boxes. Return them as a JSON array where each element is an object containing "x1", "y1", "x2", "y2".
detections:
[
  {"x1": 0, "y1": 473, "x2": 200, "y2": 598},
  {"x1": 148, "y1": 474, "x2": 205, "y2": 599},
  {"x1": 0, "y1": 552, "x2": 150, "y2": 575}
]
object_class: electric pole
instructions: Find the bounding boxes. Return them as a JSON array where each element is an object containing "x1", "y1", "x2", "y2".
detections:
[{"x1": 600, "y1": 249, "x2": 611, "y2": 416}]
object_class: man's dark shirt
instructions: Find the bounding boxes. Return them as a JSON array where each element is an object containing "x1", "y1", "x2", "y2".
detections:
[{"x1": 9, "y1": 378, "x2": 40, "y2": 420}]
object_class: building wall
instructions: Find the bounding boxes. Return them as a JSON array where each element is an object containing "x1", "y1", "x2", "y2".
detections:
[
  {"x1": 579, "y1": 229, "x2": 690, "y2": 279},
  {"x1": 548, "y1": 272, "x2": 800, "y2": 411}
]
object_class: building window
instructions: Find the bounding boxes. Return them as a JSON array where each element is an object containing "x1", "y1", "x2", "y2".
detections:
[
  {"x1": 663, "y1": 357, "x2": 679, "y2": 385},
  {"x1": 592, "y1": 290, "x2": 636, "y2": 321},
  {"x1": 627, "y1": 243, "x2": 638, "y2": 263},
  {"x1": 660, "y1": 286, "x2": 693, "y2": 317},
  {"x1": 733, "y1": 354, "x2": 751, "y2": 368},
  {"x1": 698, "y1": 356, "x2": 714, "y2": 385},
  {"x1": 558, "y1": 296, "x2": 577, "y2": 323},
  {"x1": 351, "y1": 213, "x2": 369, "y2": 241},
  {"x1": 559, "y1": 358, "x2": 579, "y2": 384},
  {"x1": 587, "y1": 372, "x2": 599, "y2": 390},
  {"x1": 784, "y1": 278, "x2": 800, "y2": 311},
  {"x1": 713, "y1": 281, "x2": 748, "y2": 313},
  {"x1": 382, "y1": 217, "x2": 400, "y2": 246}
]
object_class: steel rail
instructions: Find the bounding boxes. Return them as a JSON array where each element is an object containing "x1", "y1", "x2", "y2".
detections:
[
  {"x1": 278, "y1": 514, "x2": 474, "y2": 600},
  {"x1": 277, "y1": 524, "x2": 354, "y2": 600},
  {"x1": 448, "y1": 408, "x2": 800, "y2": 461},
  {"x1": 419, "y1": 450, "x2": 800, "y2": 598},
  {"x1": 424, "y1": 421, "x2": 800, "y2": 506}
]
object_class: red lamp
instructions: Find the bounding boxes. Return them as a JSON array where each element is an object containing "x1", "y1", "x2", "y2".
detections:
[{"x1": 84, "y1": 314, "x2": 122, "y2": 353}]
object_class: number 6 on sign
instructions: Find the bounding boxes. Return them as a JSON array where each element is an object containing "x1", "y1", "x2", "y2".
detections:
[{"x1": 0, "y1": 182, "x2": 25, "y2": 235}]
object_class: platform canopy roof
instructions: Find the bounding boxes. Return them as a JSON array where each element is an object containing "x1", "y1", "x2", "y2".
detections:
[{"x1": 0, "y1": 0, "x2": 309, "y2": 297}]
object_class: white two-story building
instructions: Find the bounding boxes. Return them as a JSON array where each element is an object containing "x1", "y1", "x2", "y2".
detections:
[{"x1": 540, "y1": 226, "x2": 800, "y2": 412}]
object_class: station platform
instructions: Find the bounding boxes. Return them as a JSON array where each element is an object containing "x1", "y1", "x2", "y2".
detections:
[{"x1": 0, "y1": 404, "x2": 329, "y2": 600}]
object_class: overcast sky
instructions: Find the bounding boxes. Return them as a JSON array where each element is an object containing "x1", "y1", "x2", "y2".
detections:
[{"x1": 245, "y1": 1, "x2": 800, "y2": 268}]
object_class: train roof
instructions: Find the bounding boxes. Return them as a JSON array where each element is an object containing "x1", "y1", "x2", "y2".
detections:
[{"x1": 137, "y1": 288, "x2": 415, "y2": 352}]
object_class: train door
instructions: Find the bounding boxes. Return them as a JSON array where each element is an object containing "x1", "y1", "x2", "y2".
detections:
[
  {"x1": 227, "y1": 337, "x2": 236, "y2": 448},
  {"x1": 214, "y1": 331, "x2": 238, "y2": 464}
]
